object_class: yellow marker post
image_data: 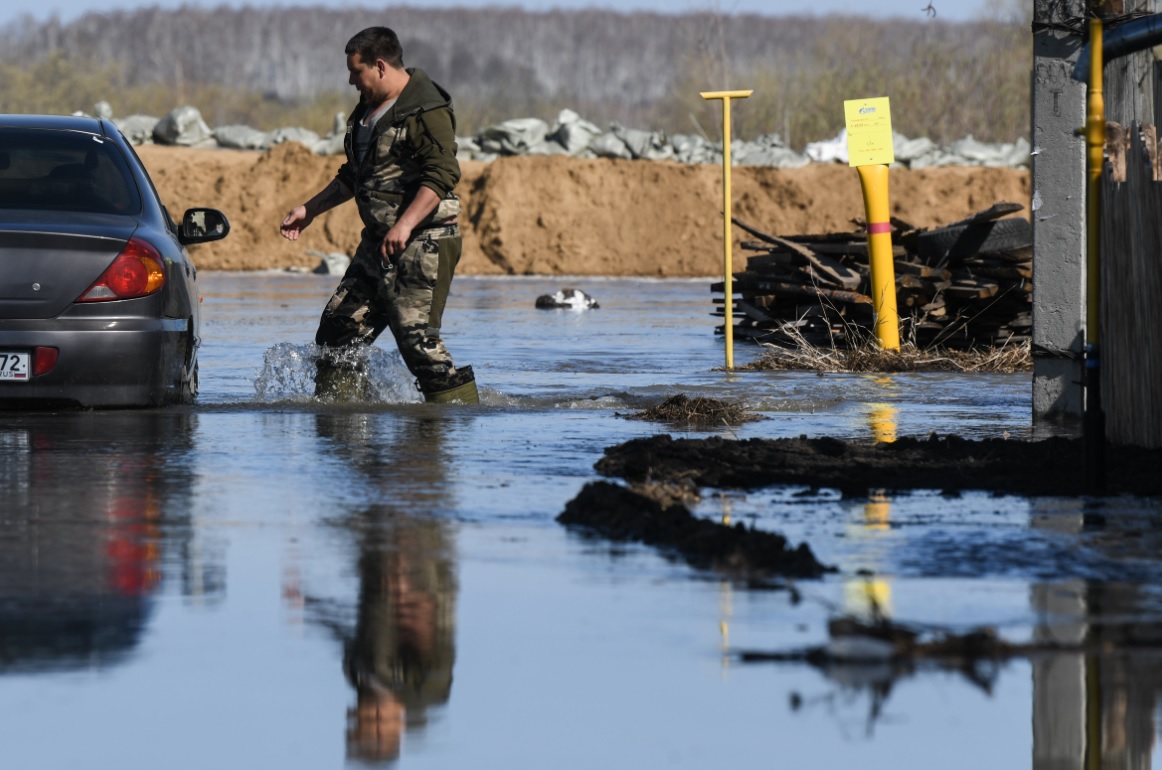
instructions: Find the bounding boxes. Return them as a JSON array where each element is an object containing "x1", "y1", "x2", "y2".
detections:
[
  {"x1": 701, "y1": 89, "x2": 752, "y2": 369},
  {"x1": 845, "y1": 97, "x2": 900, "y2": 350}
]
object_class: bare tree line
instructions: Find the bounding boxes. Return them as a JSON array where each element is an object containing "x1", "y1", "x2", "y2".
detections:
[{"x1": 0, "y1": 5, "x2": 1030, "y2": 145}]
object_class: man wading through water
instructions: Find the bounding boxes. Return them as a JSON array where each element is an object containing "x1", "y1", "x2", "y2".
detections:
[{"x1": 280, "y1": 26, "x2": 478, "y2": 403}]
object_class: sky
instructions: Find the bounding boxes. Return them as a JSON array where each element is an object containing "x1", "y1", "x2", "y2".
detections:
[{"x1": 1, "y1": 0, "x2": 993, "y2": 26}]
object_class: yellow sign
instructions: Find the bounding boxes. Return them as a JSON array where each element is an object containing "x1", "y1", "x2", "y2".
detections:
[{"x1": 844, "y1": 97, "x2": 894, "y2": 167}]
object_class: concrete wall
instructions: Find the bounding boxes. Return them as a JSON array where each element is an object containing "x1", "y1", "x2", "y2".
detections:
[
  {"x1": 1032, "y1": 0, "x2": 1088, "y2": 421},
  {"x1": 1031, "y1": 0, "x2": 1156, "y2": 423}
]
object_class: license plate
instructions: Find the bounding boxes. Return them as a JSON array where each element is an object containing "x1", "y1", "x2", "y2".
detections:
[{"x1": 0, "y1": 351, "x2": 30, "y2": 381}]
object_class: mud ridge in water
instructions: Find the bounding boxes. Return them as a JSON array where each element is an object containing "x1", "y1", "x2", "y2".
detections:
[
  {"x1": 557, "y1": 480, "x2": 834, "y2": 580},
  {"x1": 594, "y1": 434, "x2": 1162, "y2": 497}
]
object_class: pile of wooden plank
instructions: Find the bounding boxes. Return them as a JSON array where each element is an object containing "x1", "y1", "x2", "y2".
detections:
[{"x1": 713, "y1": 203, "x2": 1032, "y2": 349}]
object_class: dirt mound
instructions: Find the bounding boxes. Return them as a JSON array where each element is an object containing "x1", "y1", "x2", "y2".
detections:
[
  {"x1": 136, "y1": 143, "x2": 1030, "y2": 275},
  {"x1": 593, "y1": 434, "x2": 1162, "y2": 497}
]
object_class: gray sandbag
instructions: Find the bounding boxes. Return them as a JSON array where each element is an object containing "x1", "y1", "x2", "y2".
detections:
[
  {"x1": 735, "y1": 133, "x2": 808, "y2": 168},
  {"x1": 525, "y1": 140, "x2": 570, "y2": 156},
  {"x1": 893, "y1": 133, "x2": 937, "y2": 165},
  {"x1": 805, "y1": 130, "x2": 848, "y2": 164},
  {"x1": 455, "y1": 135, "x2": 480, "y2": 161},
  {"x1": 736, "y1": 144, "x2": 809, "y2": 168},
  {"x1": 114, "y1": 115, "x2": 159, "y2": 145},
  {"x1": 269, "y1": 126, "x2": 320, "y2": 148},
  {"x1": 153, "y1": 106, "x2": 213, "y2": 146},
  {"x1": 1005, "y1": 136, "x2": 1031, "y2": 167},
  {"x1": 946, "y1": 135, "x2": 1008, "y2": 165},
  {"x1": 214, "y1": 124, "x2": 271, "y2": 150},
  {"x1": 476, "y1": 118, "x2": 549, "y2": 155},
  {"x1": 612, "y1": 124, "x2": 673, "y2": 160},
  {"x1": 671, "y1": 134, "x2": 720, "y2": 165},
  {"x1": 908, "y1": 150, "x2": 962, "y2": 169},
  {"x1": 313, "y1": 132, "x2": 345, "y2": 156},
  {"x1": 548, "y1": 109, "x2": 602, "y2": 156},
  {"x1": 588, "y1": 131, "x2": 632, "y2": 159},
  {"x1": 313, "y1": 112, "x2": 348, "y2": 156}
]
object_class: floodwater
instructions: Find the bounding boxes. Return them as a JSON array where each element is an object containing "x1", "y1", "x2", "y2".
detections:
[{"x1": 2, "y1": 272, "x2": 1161, "y2": 769}]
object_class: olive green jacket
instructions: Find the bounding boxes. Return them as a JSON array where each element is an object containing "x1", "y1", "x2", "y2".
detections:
[{"x1": 337, "y1": 67, "x2": 461, "y2": 237}]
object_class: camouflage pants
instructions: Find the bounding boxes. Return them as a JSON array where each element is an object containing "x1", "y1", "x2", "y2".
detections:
[{"x1": 315, "y1": 224, "x2": 462, "y2": 388}]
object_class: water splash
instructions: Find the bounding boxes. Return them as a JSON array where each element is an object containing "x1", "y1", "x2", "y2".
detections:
[{"x1": 254, "y1": 343, "x2": 422, "y2": 404}]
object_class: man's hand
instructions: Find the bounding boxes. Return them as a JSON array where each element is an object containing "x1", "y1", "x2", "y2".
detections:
[
  {"x1": 378, "y1": 186, "x2": 443, "y2": 260},
  {"x1": 380, "y1": 221, "x2": 415, "y2": 259},
  {"x1": 280, "y1": 205, "x2": 313, "y2": 241}
]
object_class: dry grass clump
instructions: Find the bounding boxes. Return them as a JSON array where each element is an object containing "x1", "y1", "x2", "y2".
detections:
[
  {"x1": 741, "y1": 336, "x2": 1031, "y2": 374},
  {"x1": 625, "y1": 394, "x2": 764, "y2": 426},
  {"x1": 630, "y1": 472, "x2": 703, "y2": 510}
]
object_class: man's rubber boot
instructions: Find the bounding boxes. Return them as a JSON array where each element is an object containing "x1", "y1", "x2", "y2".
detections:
[
  {"x1": 423, "y1": 365, "x2": 479, "y2": 404},
  {"x1": 315, "y1": 363, "x2": 372, "y2": 402}
]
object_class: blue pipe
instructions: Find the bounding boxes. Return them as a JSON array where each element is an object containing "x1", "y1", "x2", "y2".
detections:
[{"x1": 1073, "y1": 13, "x2": 1162, "y2": 81}]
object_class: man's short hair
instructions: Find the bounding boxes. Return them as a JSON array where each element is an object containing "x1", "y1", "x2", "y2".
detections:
[{"x1": 345, "y1": 27, "x2": 404, "y2": 69}]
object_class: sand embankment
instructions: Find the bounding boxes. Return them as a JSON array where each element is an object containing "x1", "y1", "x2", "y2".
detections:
[{"x1": 136, "y1": 142, "x2": 1031, "y2": 275}]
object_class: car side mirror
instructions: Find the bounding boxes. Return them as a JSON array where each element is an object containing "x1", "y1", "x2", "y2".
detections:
[{"x1": 179, "y1": 207, "x2": 230, "y2": 245}]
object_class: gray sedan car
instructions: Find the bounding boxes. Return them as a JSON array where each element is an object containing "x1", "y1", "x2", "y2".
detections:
[{"x1": 0, "y1": 114, "x2": 228, "y2": 407}]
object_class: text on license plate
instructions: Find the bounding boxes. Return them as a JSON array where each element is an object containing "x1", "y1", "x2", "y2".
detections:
[{"x1": 0, "y1": 351, "x2": 30, "y2": 381}]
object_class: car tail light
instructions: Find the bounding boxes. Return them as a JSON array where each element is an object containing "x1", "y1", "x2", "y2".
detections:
[
  {"x1": 77, "y1": 239, "x2": 166, "y2": 302},
  {"x1": 33, "y1": 347, "x2": 58, "y2": 376}
]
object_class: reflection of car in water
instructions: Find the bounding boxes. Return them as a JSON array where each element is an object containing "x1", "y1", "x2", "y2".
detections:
[
  {"x1": 0, "y1": 580, "x2": 151, "y2": 674},
  {"x1": 0, "y1": 412, "x2": 199, "y2": 673},
  {"x1": 0, "y1": 114, "x2": 230, "y2": 407}
]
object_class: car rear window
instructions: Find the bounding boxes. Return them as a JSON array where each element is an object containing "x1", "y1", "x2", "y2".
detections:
[{"x1": 0, "y1": 128, "x2": 142, "y2": 215}]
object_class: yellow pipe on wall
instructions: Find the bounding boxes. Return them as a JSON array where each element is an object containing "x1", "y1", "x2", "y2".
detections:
[
  {"x1": 1085, "y1": 17, "x2": 1104, "y2": 348},
  {"x1": 1081, "y1": 15, "x2": 1106, "y2": 493}
]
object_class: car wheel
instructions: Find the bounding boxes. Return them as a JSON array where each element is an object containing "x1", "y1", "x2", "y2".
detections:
[{"x1": 179, "y1": 361, "x2": 199, "y2": 405}]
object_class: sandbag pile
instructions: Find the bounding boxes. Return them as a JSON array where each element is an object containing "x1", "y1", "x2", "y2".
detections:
[
  {"x1": 90, "y1": 103, "x2": 1030, "y2": 169},
  {"x1": 714, "y1": 204, "x2": 1033, "y2": 349},
  {"x1": 462, "y1": 111, "x2": 1029, "y2": 169}
]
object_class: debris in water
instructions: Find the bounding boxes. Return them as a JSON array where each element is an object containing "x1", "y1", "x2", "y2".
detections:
[
  {"x1": 535, "y1": 288, "x2": 599, "y2": 309},
  {"x1": 557, "y1": 480, "x2": 833, "y2": 579},
  {"x1": 739, "y1": 610, "x2": 1153, "y2": 695},
  {"x1": 622, "y1": 394, "x2": 763, "y2": 426}
]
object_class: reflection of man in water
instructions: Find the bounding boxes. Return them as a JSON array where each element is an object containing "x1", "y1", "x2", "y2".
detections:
[
  {"x1": 309, "y1": 414, "x2": 458, "y2": 764},
  {"x1": 343, "y1": 510, "x2": 457, "y2": 763}
]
